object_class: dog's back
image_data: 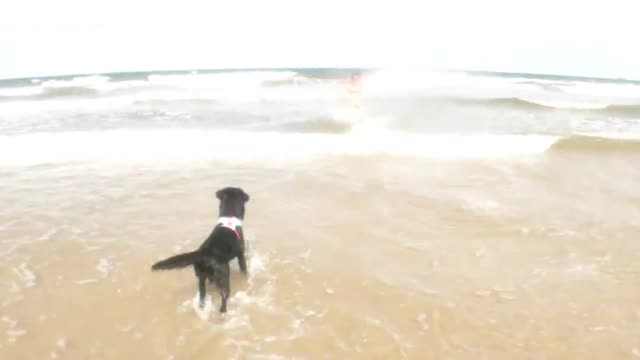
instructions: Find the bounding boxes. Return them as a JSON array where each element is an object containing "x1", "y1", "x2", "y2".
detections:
[
  {"x1": 197, "y1": 225, "x2": 242, "y2": 262},
  {"x1": 150, "y1": 225, "x2": 240, "y2": 270}
]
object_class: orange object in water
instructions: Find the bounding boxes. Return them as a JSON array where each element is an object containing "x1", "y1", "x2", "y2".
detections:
[{"x1": 347, "y1": 73, "x2": 362, "y2": 109}]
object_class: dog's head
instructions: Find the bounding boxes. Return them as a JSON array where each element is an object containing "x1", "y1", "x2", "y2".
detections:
[{"x1": 216, "y1": 187, "x2": 250, "y2": 219}]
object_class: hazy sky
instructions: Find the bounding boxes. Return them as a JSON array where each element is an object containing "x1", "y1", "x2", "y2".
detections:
[{"x1": 1, "y1": 0, "x2": 639, "y2": 79}]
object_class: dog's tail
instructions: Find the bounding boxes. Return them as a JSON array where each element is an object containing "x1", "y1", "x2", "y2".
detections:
[{"x1": 151, "y1": 251, "x2": 201, "y2": 271}]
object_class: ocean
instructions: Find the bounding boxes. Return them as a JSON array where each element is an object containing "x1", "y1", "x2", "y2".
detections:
[{"x1": 1, "y1": 68, "x2": 639, "y2": 359}]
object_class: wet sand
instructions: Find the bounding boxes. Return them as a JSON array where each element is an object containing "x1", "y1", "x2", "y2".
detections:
[{"x1": 1, "y1": 153, "x2": 639, "y2": 359}]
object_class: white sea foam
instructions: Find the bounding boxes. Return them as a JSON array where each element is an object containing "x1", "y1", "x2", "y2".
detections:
[
  {"x1": 0, "y1": 129, "x2": 560, "y2": 166},
  {"x1": 13, "y1": 263, "x2": 36, "y2": 288},
  {"x1": 74, "y1": 279, "x2": 98, "y2": 285},
  {"x1": 147, "y1": 71, "x2": 297, "y2": 90},
  {"x1": 7, "y1": 329, "x2": 27, "y2": 337},
  {"x1": 0, "y1": 85, "x2": 42, "y2": 97},
  {"x1": 96, "y1": 258, "x2": 114, "y2": 275},
  {"x1": 184, "y1": 294, "x2": 213, "y2": 320}
]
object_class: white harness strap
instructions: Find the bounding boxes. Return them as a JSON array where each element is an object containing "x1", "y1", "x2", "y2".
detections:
[{"x1": 217, "y1": 217, "x2": 242, "y2": 238}]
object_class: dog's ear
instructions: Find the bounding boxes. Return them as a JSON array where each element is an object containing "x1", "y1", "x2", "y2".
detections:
[
  {"x1": 242, "y1": 192, "x2": 250, "y2": 203},
  {"x1": 216, "y1": 189, "x2": 227, "y2": 201}
]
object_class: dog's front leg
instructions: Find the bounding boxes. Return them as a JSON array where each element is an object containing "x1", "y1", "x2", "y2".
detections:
[
  {"x1": 237, "y1": 227, "x2": 248, "y2": 276},
  {"x1": 237, "y1": 253, "x2": 247, "y2": 275}
]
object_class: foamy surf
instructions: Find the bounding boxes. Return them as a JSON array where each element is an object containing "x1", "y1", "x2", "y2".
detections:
[
  {"x1": 13, "y1": 263, "x2": 36, "y2": 288},
  {"x1": 185, "y1": 294, "x2": 213, "y2": 321},
  {"x1": 0, "y1": 129, "x2": 561, "y2": 166}
]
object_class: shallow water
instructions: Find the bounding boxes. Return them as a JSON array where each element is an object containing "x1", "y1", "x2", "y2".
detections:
[{"x1": 1, "y1": 152, "x2": 640, "y2": 359}]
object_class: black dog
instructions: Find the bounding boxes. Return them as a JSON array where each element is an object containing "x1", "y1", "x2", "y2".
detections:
[{"x1": 151, "y1": 187, "x2": 249, "y2": 313}]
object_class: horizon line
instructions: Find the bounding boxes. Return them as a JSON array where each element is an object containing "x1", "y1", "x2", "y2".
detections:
[{"x1": 1, "y1": 67, "x2": 639, "y2": 84}]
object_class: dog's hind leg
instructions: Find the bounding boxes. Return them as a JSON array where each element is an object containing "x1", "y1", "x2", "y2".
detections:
[
  {"x1": 215, "y1": 262, "x2": 231, "y2": 313},
  {"x1": 197, "y1": 274, "x2": 206, "y2": 308}
]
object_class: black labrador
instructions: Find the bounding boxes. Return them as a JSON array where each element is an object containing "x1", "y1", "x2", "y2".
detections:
[{"x1": 151, "y1": 187, "x2": 249, "y2": 313}]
